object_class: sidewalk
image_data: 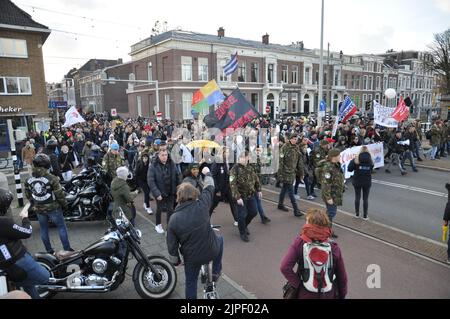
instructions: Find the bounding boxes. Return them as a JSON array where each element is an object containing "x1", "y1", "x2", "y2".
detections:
[{"x1": 9, "y1": 200, "x2": 255, "y2": 299}]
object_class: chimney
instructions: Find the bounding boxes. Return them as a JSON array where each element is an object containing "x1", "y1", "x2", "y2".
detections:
[
  {"x1": 117, "y1": 58, "x2": 123, "y2": 64},
  {"x1": 262, "y1": 33, "x2": 269, "y2": 45},
  {"x1": 218, "y1": 27, "x2": 225, "y2": 38}
]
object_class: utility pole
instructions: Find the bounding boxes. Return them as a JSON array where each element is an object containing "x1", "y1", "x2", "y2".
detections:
[{"x1": 318, "y1": 0, "x2": 325, "y2": 127}]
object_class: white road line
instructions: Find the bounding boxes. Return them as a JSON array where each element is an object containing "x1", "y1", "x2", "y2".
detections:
[
  {"x1": 261, "y1": 195, "x2": 450, "y2": 270},
  {"x1": 372, "y1": 179, "x2": 447, "y2": 198},
  {"x1": 262, "y1": 187, "x2": 447, "y2": 248}
]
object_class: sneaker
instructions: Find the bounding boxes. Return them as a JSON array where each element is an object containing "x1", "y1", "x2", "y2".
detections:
[
  {"x1": 233, "y1": 221, "x2": 238, "y2": 227},
  {"x1": 245, "y1": 228, "x2": 250, "y2": 235},
  {"x1": 240, "y1": 233, "x2": 250, "y2": 242},
  {"x1": 401, "y1": 171, "x2": 407, "y2": 176},
  {"x1": 146, "y1": 207, "x2": 154, "y2": 215},
  {"x1": 278, "y1": 205, "x2": 289, "y2": 212},
  {"x1": 294, "y1": 211, "x2": 304, "y2": 217},
  {"x1": 417, "y1": 158, "x2": 423, "y2": 162},
  {"x1": 413, "y1": 168, "x2": 418, "y2": 172},
  {"x1": 294, "y1": 195, "x2": 300, "y2": 200},
  {"x1": 307, "y1": 195, "x2": 315, "y2": 200},
  {"x1": 154, "y1": 224, "x2": 165, "y2": 234},
  {"x1": 363, "y1": 216, "x2": 369, "y2": 221},
  {"x1": 385, "y1": 169, "x2": 391, "y2": 174},
  {"x1": 143, "y1": 203, "x2": 148, "y2": 211},
  {"x1": 263, "y1": 216, "x2": 271, "y2": 224},
  {"x1": 311, "y1": 193, "x2": 318, "y2": 198},
  {"x1": 353, "y1": 214, "x2": 360, "y2": 219}
]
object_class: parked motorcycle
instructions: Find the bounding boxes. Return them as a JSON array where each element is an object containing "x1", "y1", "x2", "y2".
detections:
[{"x1": 34, "y1": 209, "x2": 177, "y2": 299}]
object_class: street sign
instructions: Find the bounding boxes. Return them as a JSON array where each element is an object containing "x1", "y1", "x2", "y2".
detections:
[
  {"x1": 111, "y1": 108, "x2": 117, "y2": 117},
  {"x1": 265, "y1": 106, "x2": 271, "y2": 113},
  {"x1": 156, "y1": 111, "x2": 162, "y2": 120},
  {"x1": 48, "y1": 101, "x2": 67, "y2": 109}
]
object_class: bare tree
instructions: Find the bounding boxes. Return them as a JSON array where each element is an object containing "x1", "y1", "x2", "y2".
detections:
[
  {"x1": 426, "y1": 29, "x2": 450, "y2": 94},
  {"x1": 151, "y1": 20, "x2": 168, "y2": 37}
]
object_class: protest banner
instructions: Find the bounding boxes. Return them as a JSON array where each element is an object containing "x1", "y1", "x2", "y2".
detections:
[{"x1": 339, "y1": 143, "x2": 385, "y2": 179}]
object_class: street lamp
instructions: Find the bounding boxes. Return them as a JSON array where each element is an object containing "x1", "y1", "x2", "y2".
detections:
[{"x1": 318, "y1": 0, "x2": 325, "y2": 127}]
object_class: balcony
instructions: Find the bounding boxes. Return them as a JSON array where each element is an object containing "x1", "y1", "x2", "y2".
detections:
[
  {"x1": 264, "y1": 82, "x2": 283, "y2": 91},
  {"x1": 302, "y1": 83, "x2": 318, "y2": 91},
  {"x1": 217, "y1": 81, "x2": 238, "y2": 90},
  {"x1": 332, "y1": 85, "x2": 346, "y2": 91}
]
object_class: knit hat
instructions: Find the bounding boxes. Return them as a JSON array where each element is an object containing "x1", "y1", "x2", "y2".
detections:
[
  {"x1": 289, "y1": 133, "x2": 298, "y2": 139},
  {"x1": 116, "y1": 166, "x2": 129, "y2": 180},
  {"x1": 110, "y1": 142, "x2": 119, "y2": 151},
  {"x1": 328, "y1": 149, "x2": 341, "y2": 158}
]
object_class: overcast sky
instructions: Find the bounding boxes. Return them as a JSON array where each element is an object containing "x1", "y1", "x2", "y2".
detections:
[{"x1": 15, "y1": 0, "x2": 450, "y2": 82}]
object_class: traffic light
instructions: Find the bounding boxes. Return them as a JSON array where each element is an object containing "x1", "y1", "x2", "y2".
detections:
[{"x1": 365, "y1": 101, "x2": 371, "y2": 111}]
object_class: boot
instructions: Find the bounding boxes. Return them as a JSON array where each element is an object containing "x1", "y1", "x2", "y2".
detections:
[{"x1": 278, "y1": 205, "x2": 289, "y2": 212}]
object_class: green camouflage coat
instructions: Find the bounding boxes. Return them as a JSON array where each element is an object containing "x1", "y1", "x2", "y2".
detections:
[
  {"x1": 320, "y1": 160, "x2": 345, "y2": 206},
  {"x1": 25, "y1": 167, "x2": 68, "y2": 213},
  {"x1": 102, "y1": 151, "x2": 123, "y2": 178},
  {"x1": 430, "y1": 124, "x2": 441, "y2": 147},
  {"x1": 277, "y1": 143, "x2": 304, "y2": 184},
  {"x1": 229, "y1": 164, "x2": 261, "y2": 201},
  {"x1": 311, "y1": 147, "x2": 329, "y2": 168}
]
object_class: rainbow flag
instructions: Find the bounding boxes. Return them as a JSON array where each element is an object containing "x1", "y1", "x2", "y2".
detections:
[{"x1": 192, "y1": 80, "x2": 225, "y2": 113}]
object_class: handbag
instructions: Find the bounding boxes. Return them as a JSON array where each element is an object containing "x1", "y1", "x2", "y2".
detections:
[{"x1": 282, "y1": 262, "x2": 301, "y2": 299}]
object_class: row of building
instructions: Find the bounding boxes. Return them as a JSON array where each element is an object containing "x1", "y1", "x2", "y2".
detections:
[{"x1": 0, "y1": 0, "x2": 448, "y2": 152}]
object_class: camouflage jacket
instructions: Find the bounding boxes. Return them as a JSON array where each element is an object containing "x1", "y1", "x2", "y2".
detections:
[
  {"x1": 311, "y1": 147, "x2": 329, "y2": 168},
  {"x1": 25, "y1": 167, "x2": 68, "y2": 213},
  {"x1": 430, "y1": 125, "x2": 441, "y2": 146},
  {"x1": 229, "y1": 164, "x2": 261, "y2": 201},
  {"x1": 320, "y1": 160, "x2": 345, "y2": 206},
  {"x1": 278, "y1": 143, "x2": 304, "y2": 184},
  {"x1": 102, "y1": 151, "x2": 123, "y2": 178}
]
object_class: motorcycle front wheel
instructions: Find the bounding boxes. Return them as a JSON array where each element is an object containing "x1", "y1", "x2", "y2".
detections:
[{"x1": 133, "y1": 255, "x2": 177, "y2": 299}]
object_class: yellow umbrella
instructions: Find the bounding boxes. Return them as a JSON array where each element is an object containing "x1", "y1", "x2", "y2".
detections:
[{"x1": 187, "y1": 140, "x2": 221, "y2": 149}]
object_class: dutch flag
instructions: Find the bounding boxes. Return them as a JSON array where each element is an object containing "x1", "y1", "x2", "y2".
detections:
[{"x1": 223, "y1": 53, "x2": 238, "y2": 76}]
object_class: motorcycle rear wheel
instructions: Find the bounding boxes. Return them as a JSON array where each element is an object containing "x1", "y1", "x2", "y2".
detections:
[{"x1": 133, "y1": 255, "x2": 177, "y2": 299}]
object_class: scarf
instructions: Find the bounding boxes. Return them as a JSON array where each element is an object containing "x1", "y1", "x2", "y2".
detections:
[{"x1": 300, "y1": 224, "x2": 332, "y2": 243}]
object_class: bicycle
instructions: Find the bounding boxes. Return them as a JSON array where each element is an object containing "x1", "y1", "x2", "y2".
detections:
[{"x1": 200, "y1": 225, "x2": 221, "y2": 299}]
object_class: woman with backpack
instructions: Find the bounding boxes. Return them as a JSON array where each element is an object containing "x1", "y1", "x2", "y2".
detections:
[
  {"x1": 280, "y1": 209, "x2": 348, "y2": 299},
  {"x1": 348, "y1": 146, "x2": 374, "y2": 220}
]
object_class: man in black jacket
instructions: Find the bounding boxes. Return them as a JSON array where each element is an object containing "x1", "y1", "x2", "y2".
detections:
[
  {"x1": 148, "y1": 149, "x2": 181, "y2": 234},
  {"x1": 402, "y1": 126, "x2": 419, "y2": 172},
  {"x1": 385, "y1": 130, "x2": 407, "y2": 176},
  {"x1": 42, "y1": 139, "x2": 63, "y2": 180},
  {"x1": 0, "y1": 189, "x2": 50, "y2": 299},
  {"x1": 166, "y1": 167, "x2": 223, "y2": 299}
]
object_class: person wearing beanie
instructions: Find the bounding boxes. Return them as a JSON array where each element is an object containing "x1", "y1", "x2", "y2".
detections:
[
  {"x1": 182, "y1": 163, "x2": 203, "y2": 192},
  {"x1": 318, "y1": 148, "x2": 344, "y2": 238},
  {"x1": 102, "y1": 142, "x2": 123, "y2": 180},
  {"x1": 111, "y1": 166, "x2": 138, "y2": 225}
]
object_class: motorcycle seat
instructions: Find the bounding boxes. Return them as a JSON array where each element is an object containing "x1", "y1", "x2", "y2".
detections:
[{"x1": 55, "y1": 250, "x2": 82, "y2": 261}]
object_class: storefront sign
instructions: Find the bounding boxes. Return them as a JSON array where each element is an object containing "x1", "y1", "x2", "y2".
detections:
[{"x1": 0, "y1": 106, "x2": 23, "y2": 113}]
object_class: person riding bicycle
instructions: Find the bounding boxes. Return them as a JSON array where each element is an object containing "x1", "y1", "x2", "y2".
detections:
[
  {"x1": 0, "y1": 188, "x2": 50, "y2": 299},
  {"x1": 166, "y1": 167, "x2": 224, "y2": 299}
]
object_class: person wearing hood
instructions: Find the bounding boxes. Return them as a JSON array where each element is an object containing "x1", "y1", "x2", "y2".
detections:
[
  {"x1": 25, "y1": 154, "x2": 73, "y2": 255},
  {"x1": 135, "y1": 153, "x2": 153, "y2": 215},
  {"x1": 280, "y1": 209, "x2": 348, "y2": 299},
  {"x1": 82, "y1": 140, "x2": 93, "y2": 167},
  {"x1": 58, "y1": 145, "x2": 75, "y2": 182},
  {"x1": 347, "y1": 146, "x2": 374, "y2": 220},
  {"x1": 182, "y1": 163, "x2": 203, "y2": 192},
  {"x1": 147, "y1": 149, "x2": 181, "y2": 234},
  {"x1": 111, "y1": 166, "x2": 138, "y2": 225},
  {"x1": 42, "y1": 139, "x2": 63, "y2": 181}
]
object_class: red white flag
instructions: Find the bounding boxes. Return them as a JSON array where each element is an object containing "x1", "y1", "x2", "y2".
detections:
[{"x1": 391, "y1": 96, "x2": 409, "y2": 122}]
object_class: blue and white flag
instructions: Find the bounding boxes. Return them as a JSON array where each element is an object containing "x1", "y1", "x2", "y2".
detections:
[
  {"x1": 338, "y1": 96, "x2": 357, "y2": 123},
  {"x1": 223, "y1": 53, "x2": 238, "y2": 76}
]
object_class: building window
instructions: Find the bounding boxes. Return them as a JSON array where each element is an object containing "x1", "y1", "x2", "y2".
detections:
[
  {"x1": 376, "y1": 76, "x2": 381, "y2": 90},
  {"x1": 292, "y1": 93, "x2": 298, "y2": 113},
  {"x1": 334, "y1": 70, "x2": 340, "y2": 86},
  {"x1": 0, "y1": 76, "x2": 31, "y2": 95},
  {"x1": 315, "y1": 70, "x2": 319, "y2": 84},
  {"x1": 282, "y1": 65, "x2": 288, "y2": 83},
  {"x1": 344, "y1": 74, "x2": 348, "y2": 87},
  {"x1": 324, "y1": 72, "x2": 327, "y2": 86},
  {"x1": 268, "y1": 64, "x2": 274, "y2": 83},
  {"x1": 198, "y1": 58, "x2": 208, "y2": 82},
  {"x1": 251, "y1": 63, "x2": 259, "y2": 83},
  {"x1": 238, "y1": 61, "x2": 246, "y2": 82},
  {"x1": 0, "y1": 38, "x2": 27, "y2": 58},
  {"x1": 147, "y1": 62, "x2": 153, "y2": 81},
  {"x1": 383, "y1": 76, "x2": 388, "y2": 90},
  {"x1": 182, "y1": 93, "x2": 193, "y2": 119},
  {"x1": 136, "y1": 96, "x2": 142, "y2": 117},
  {"x1": 281, "y1": 93, "x2": 288, "y2": 113},
  {"x1": 251, "y1": 93, "x2": 259, "y2": 109},
  {"x1": 355, "y1": 76, "x2": 360, "y2": 90},
  {"x1": 219, "y1": 59, "x2": 230, "y2": 82},
  {"x1": 363, "y1": 76, "x2": 368, "y2": 90},
  {"x1": 96, "y1": 83, "x2": 101, "y2": 95},
  {"x1": 305, "y1": 67, "x2": 311, "y2": 85},
  {"x1": 165, "y1": 94, "x2": 170, "y2": 119},
  {"x1": 181, "y1": 56, "x2": 192, "y2": 81},
  {"x1": 291, "y1": 66, "x2": 298, "y2": 84},
  {"x1": 368, "y1": 76, "x2": 373, "y2": 90},
  {"x1": 303, "y1": 94, "x2": 310, "y2": 114},
  {"x1": 363, "y1": 94, "x2": 367, "y2": 105}
]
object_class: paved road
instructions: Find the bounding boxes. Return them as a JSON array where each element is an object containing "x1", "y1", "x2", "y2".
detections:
[{"x1": 293, "y1": 164, "x2": 449, "y2": 242}]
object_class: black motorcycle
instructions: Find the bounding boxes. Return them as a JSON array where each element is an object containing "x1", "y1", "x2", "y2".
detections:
[{"x1": 34, "y1": 209, "x2": 177, "y2": 299}]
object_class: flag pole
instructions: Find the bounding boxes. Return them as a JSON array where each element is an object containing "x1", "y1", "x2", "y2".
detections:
[{"x1": 318, "y1": 0, "x2": 324, "y2": 128}]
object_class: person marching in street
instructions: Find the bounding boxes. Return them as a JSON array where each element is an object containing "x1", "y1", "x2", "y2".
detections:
[
  {"x1": 297, "y1": 136, "x2": 315, "y2": 201},
  {"x1": 430, "y1": 120, "x2": 441, "y2": 160},
  {"x1": 277, "y1": 133, "x2": 304, "y2": 217},
  {"x1": 111, "y1": 166, "x2": 138, "y2": 225},
  {"x1": 319, "y1": 149, "x2": 344, "y2": 239},
  {"x1": 311, "y1": 139, "x2": 330, "y2": 195},
  {"x1": 210, "y1": 147, "x2": 238, "y2": 226},
  {"x1": 24, "y1": 154, "x2": 73, "y2": 254},
  {"x1": 347, "y1": 146, "x2": 373, "y2": 220},
  {"x1": 402, "y1": 125, "x2": 419, "y2": 172},
  {"x1": 385, "y1": 130, "x2": 407, "y2": 175},
  {"x1": 102, "y1": 142, "x2": 123, "y2": 181},
  {"x1": 251, "y1": 147, "x2": 271, "y2": 224},
  {"x1": 135, "y1": 153, "x2": 153, "y2": 215},
  {"x1": 229, "y1": 151, "x2": 262, "y2": 242},
  {"x1": 148, "y1": 149, "x2": 181, "y2": 234}
]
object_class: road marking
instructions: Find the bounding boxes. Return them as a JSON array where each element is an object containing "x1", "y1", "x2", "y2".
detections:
[
  {"x1": 262, "y1": 187, "x2": 447, "y2": 248},
  {"x1": 261, "y1": 195, "x2": 450, "y2": 270},
  {"x1": 372, "y1": 179, "x2": 447, "y2": 198}
]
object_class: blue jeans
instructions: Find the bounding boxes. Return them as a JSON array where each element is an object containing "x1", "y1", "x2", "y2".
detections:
[
  {"x1": 37, "y1": 210, "x2": 72, "y2": 253},
  {"x1": 255, "y1": 196, "x2": 267, "y2": 221},
  {"x1": 431, "y1": 146, "x2": 438, "y2": 159},
  {"x1": 326, "y1": 204, "x2": 337, "y2": 222},
  {"x1": 236, "y1": 196, "x2": 258, "y2": 235},
  {"x1": 14, "y1": 253, "x2": 50, "y2": 299},
  {"x1": 401, "y1": 150, "x2": 416, "y2": 170},
  {"x1": 279, "y1": 183, "x2": 299, "y2": 212},
  {"x1": 184, "y1": 235, "x2": 224, "y2": 299}
]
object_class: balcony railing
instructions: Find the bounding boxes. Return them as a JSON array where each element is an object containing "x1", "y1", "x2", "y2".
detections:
[{"x1": 264, "y1": 82, "x2": 283, "y2": 90}]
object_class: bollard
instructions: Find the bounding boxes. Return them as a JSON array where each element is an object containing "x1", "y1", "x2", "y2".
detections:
[{"x1": 11, "y1": 150, "x2": 24, "y2": 207}]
